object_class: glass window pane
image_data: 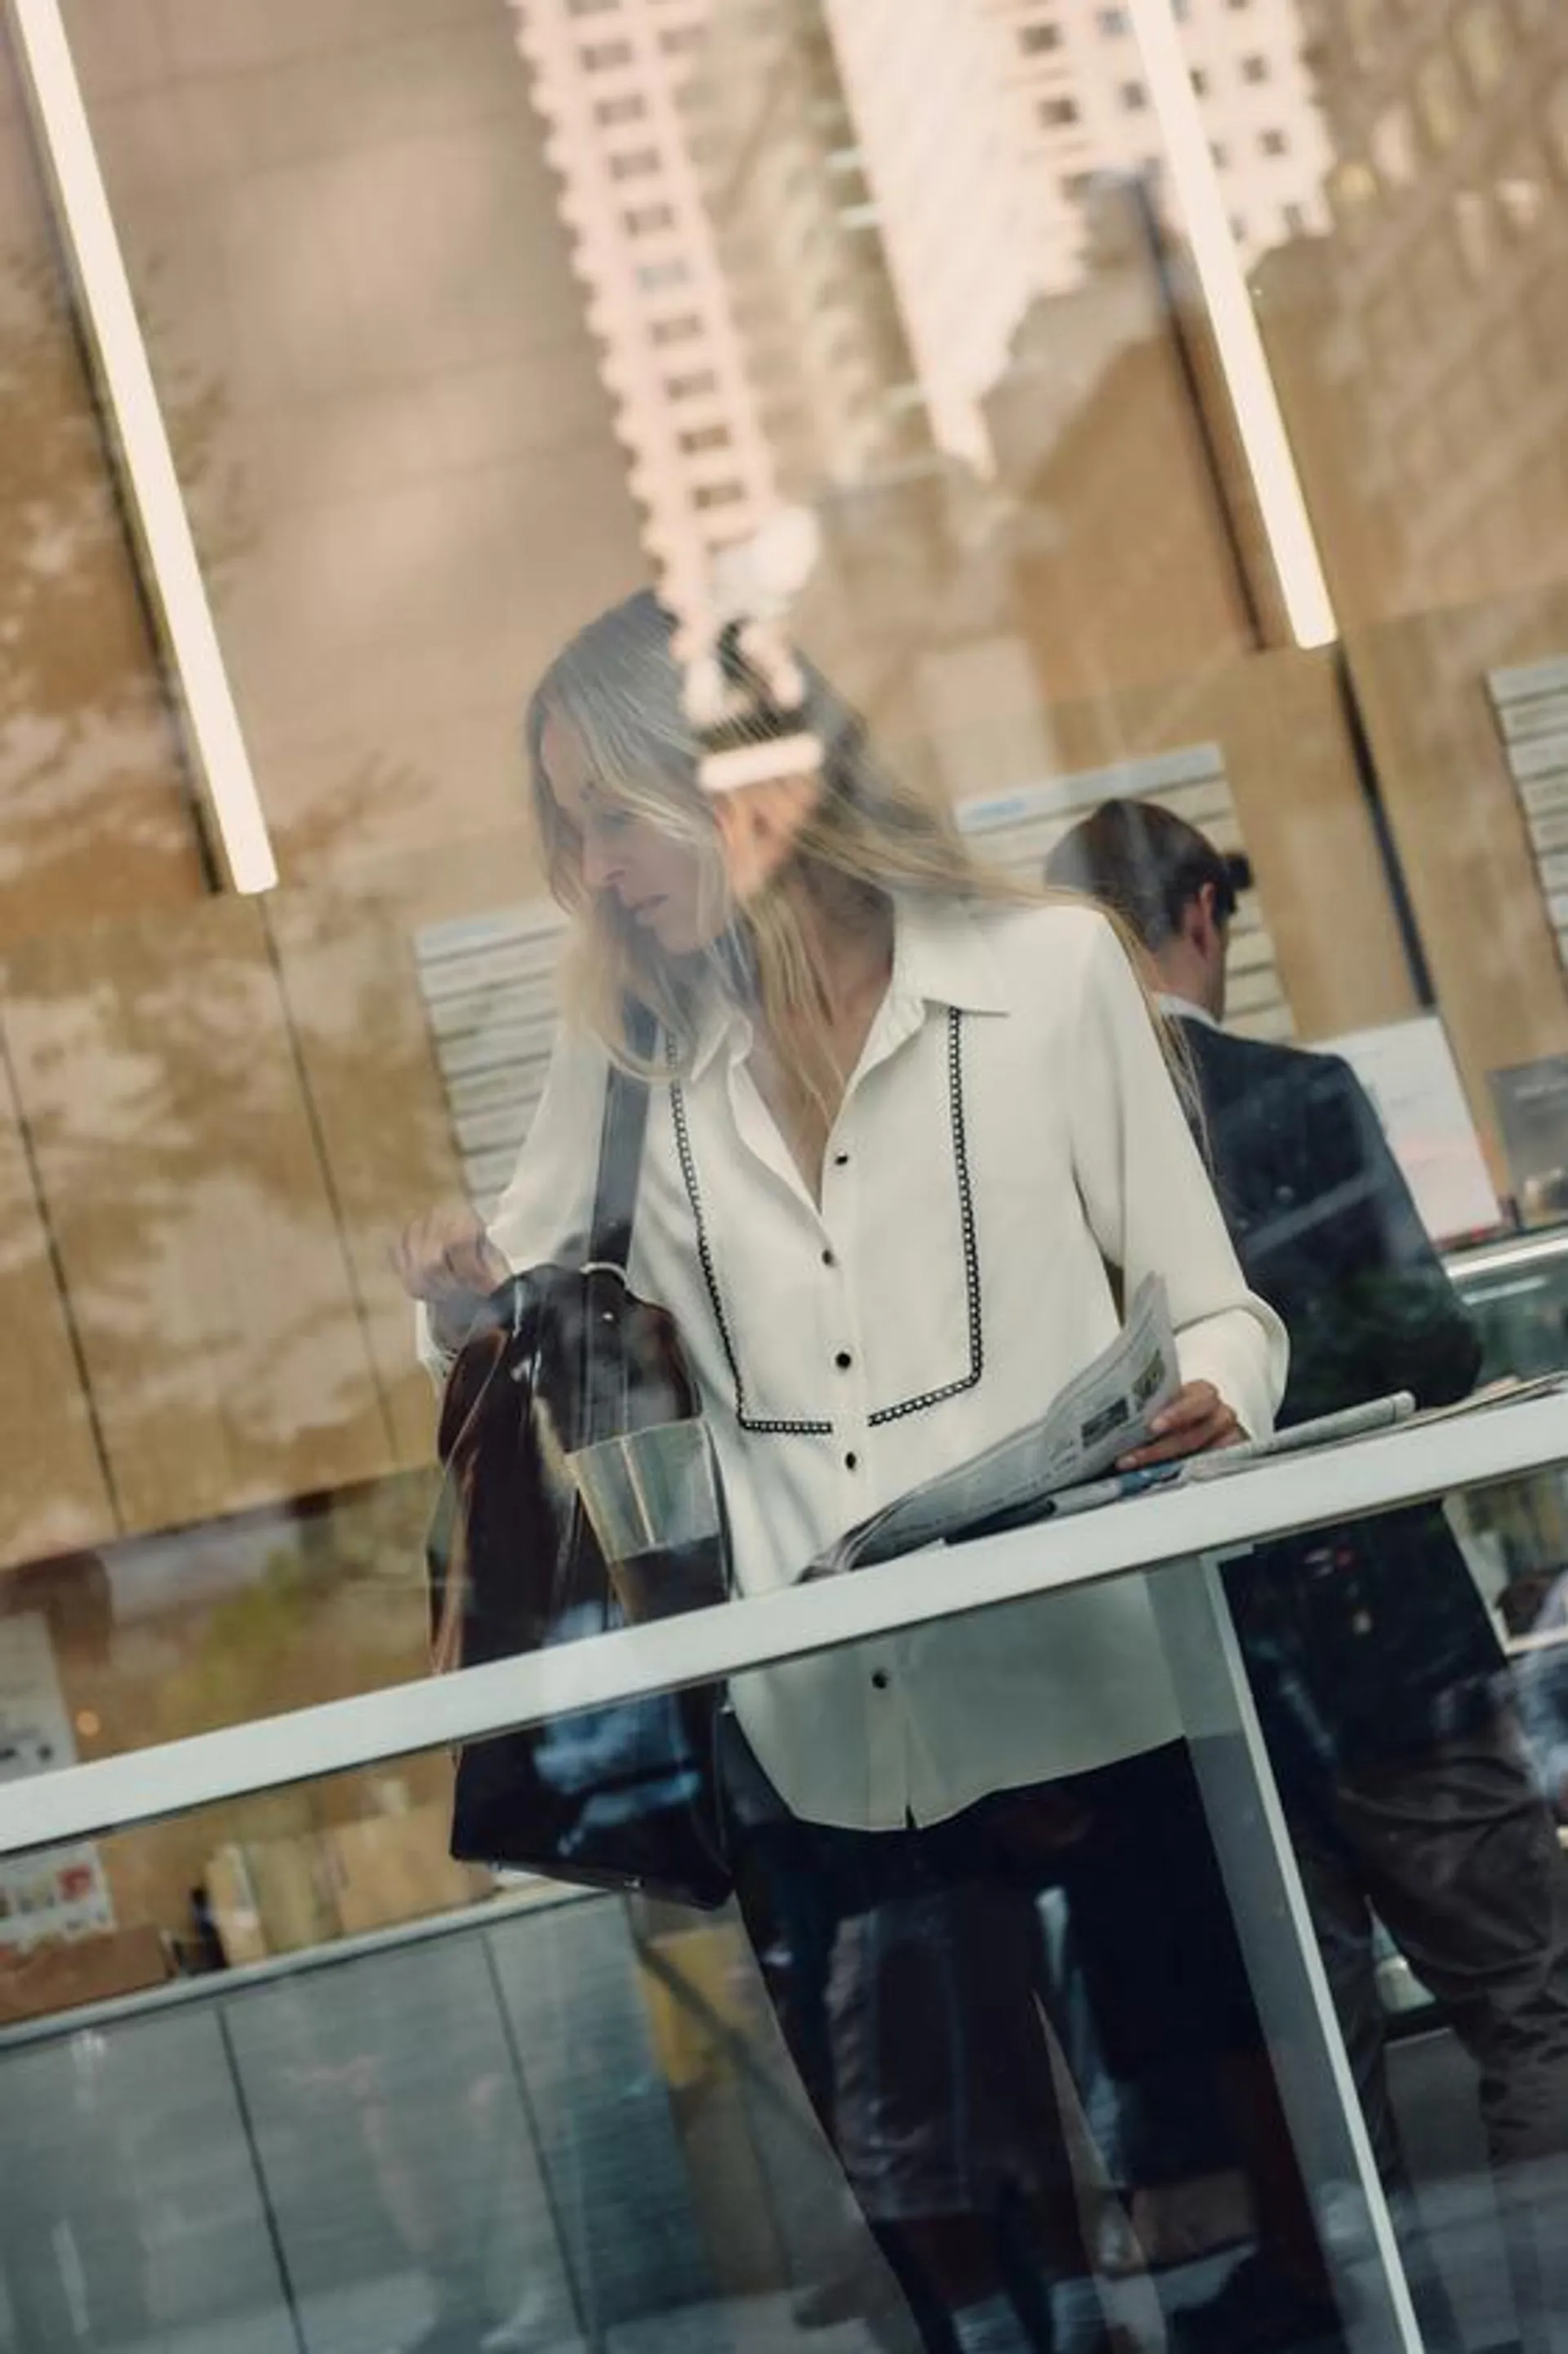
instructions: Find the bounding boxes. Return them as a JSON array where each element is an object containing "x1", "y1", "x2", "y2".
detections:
[
  {"x1": 6, "y1": 14, "x2": 1568, "y2": 2354},
  {"x1": 1245, "y1": 4, "x2": 1568, "y2": 625},
  {"x1": 7, "y1": 1472, "x2": 1568, "y2": 2352},
  {"x1": 60, "y1": 0, "x2": 652, "y2": 876},
  {"x1": 0, "y1": 26, "x2": 208, "y2": 942}
]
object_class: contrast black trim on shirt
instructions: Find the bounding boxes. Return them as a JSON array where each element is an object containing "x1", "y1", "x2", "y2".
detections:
[{"x1": 668, "y1": 1009, "x2": 983, "y2": 1437}]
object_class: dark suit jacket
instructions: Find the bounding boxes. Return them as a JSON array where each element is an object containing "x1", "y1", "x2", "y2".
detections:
[{"x1": 1177, "y1": 1014, "x2": 1501, "y2": 1768}]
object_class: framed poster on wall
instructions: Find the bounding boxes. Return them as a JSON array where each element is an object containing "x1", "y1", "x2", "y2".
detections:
[
  {"x1": 0, "y1": 1612, "x2": 114, "y2": 1951},
  {"x1": 1323, "y1": 1016, "x2": 1499, "y2": 1247}
]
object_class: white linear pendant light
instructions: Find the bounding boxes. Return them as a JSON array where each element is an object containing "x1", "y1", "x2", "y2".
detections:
[
  {"x1": 7, "y1": 0, "x2": 278, "y2": 892},
  {"x1": 1126, "y1": 0, "x2": 1339, "y2": 650}
]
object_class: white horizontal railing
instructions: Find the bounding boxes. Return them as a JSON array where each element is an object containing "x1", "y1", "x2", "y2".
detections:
[{"x1": 2, "y1": 1394, "x2": 1563, "y2": 1859}]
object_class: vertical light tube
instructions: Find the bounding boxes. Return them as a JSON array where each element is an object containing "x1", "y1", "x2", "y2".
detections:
[
  {"x1": 1126, "y1": 0, "x2": 1339, "y2": 649},
  {"x1": 7, "y1": 0, "x2": 278, "y2": 892}
]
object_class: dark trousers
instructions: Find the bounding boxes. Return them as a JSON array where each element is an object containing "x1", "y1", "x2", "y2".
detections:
[
  {"x1": 1279, "y1": 1703, "x2": 1568, "y2": 2353},
  {"x1": 727, "y1": 1737, "x2": 1319, "y2": 2352},
  {"x1": 1283, "y1": 1705, "x2": 1568, "y2": 2177}
]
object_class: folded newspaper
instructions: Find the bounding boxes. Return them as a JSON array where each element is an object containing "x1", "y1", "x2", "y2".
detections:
[{"x1": 806, "y1": 1275, "x2": 1180, "y2": 1577}]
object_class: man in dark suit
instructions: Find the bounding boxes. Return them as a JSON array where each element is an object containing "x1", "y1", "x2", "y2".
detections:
[{"x1": 1047, "y1": 800, "x2": 1568, "y2": 2354}]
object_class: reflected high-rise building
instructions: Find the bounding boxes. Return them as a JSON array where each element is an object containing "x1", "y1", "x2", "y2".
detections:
[
  {"x1": 675, "y1": 0, "x2": 1333, "y2": 768},
  {"x1": 684, "y1": 0, "x2": 937, "y2": 505},
  {"x1": 994, "y1": 0, "x2": 1332, "y2": 283},
  {"x1": 684, "y1": 0, "x2": 1067, "y2": 800},
  {"x1": 808, "y1": 0, "x2": 1049, "y2": 470},
  {"x1": 512, "y1": 0, "x2": 777, "y2": 626},
  {"x1": 519, "y1": 0, "x2": 1335, "y2": 600},
  {"x1": 816, "y1": 0, "x2": 1331, "y2": 470},
  {"x1": 1277, "y1": 0, "x2": 1568, "y2": 626}
]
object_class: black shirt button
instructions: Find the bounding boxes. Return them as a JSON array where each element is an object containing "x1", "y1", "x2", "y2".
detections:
[
  {"x1": 835, "y1": 1350, "x2": 853, "y2": 1371},
  {"x1": 822, "y1": 1248, "x2": 837, "y2": 1268},
  {"x1": 871, "y1": 1670, "x2": 889, "y2": 1690},
  {"x1": 833, "y1": 1151, "x2": 850, "y2": 1168},
  {"x1": 844, "y1": 1451, "x2": 859, "y2": 1471}
]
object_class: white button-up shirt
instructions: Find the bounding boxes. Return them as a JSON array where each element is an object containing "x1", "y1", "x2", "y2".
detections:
[{"x1": 425, "y1": 897, "x2": 1285, "y2": 1830}]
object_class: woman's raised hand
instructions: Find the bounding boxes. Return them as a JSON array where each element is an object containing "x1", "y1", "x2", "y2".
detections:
[{"x1": 391, "y1": 1204, "x2": 509, "y2": 1353}]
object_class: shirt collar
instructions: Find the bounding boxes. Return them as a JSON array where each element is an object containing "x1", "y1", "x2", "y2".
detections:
[
  {"x1": 889, "y1": 894, "x2": 1013, "y2": 1020},
  {"x1": 685, "y1": 894, "x2": 1013, "y2": 1081},
  {"x1": 1156, "y1": 991, "x2": 1220, "y2": 1031}
]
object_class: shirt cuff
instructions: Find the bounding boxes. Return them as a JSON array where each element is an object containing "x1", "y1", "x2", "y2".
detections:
[{"x1": 1175, "y1": 1306, "x2": 1283, "y2": 1446}]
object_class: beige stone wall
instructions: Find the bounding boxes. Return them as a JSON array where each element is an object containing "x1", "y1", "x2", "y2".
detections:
[
  {"x1": 1257, "y1": 2, "x2": 1568, "y2": 634},
  {"x1": 0, "y1": 2, "x2": 645, "y2": 1567},
  {"x1": 62, "y1": 0, "x2": 649, "y2": 877},
  {"x1": 2, "y1": 0, "x2": 1566, "y2": 1594},
  {"x1": 0, "y1": 26, "x2": 209, "y2": 949},
  {"x1": 1348, "y1": 588, "x2": 1568, "y2": 1183}
]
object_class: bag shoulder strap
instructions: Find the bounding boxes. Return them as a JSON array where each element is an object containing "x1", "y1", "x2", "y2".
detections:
[{"x1": 587, "y1": 1002, "x2": 658, "y2": 1273}]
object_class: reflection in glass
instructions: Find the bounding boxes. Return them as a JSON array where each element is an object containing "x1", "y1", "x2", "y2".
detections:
[
  {"x1": 1047, "y1": 796, "x2": 1568, "y2": 2352},
  {"x1": 395, "y1": 568, "x2": 1372, "y2": 2354},
  {"x1": 7, "y1": 2, "x2": 1568, "y2": 2352},
  {"x1": 0, "y1": 1766, "x2": 911, "y2": 2354},
  {"x1": 0, "y1": 25, "x2": 207, "y2": 946}
]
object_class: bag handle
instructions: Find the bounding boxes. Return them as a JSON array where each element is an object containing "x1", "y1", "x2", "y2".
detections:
[{"x1": 587, "y1": 1002, "x2": 658, "y2": 1275}]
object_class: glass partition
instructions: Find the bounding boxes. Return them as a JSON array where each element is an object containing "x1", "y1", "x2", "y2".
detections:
[
  {"x1": 5, "y1": 1447, "x2": 1568, "y2": 2354},
  {"x1": 1250, "y1": 0, "x2": 1568, "y2": 635},
  {"x1": 4, "y1": 4, "x2": 1568, "y2": 2352},
  {"x1": 0, "y1": 19, "x2": 209, "y2": 941},
  {"x1": 2, "y1": 0, "x2": 1561, "y2": 1634},
  {"x1": 55, "y1": 0, "x2": 651, "y2": 879}
]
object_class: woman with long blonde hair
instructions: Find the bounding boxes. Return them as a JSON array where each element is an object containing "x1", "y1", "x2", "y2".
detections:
[{"x1": 397, "y1": 592, "x2": 1323, "y2": 2354}]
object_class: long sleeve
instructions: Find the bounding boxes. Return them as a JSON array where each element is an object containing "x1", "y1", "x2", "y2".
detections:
[
  {"x1": 414, "y1": 1027, "x2": 610, "y2": 1382},
  {"x1": 1067, "y1": 916, "x2": 1287, "y2": 1442}
]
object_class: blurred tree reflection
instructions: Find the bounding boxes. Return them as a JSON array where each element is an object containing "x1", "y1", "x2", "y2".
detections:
[{"x1": 0, "y1": 216, "x2": 449, "y2": 1554}]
